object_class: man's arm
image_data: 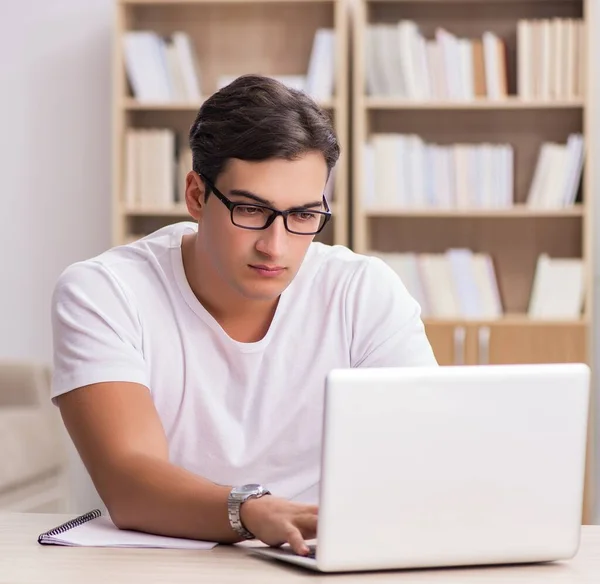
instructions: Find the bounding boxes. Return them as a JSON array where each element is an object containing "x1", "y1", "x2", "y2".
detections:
[
  {"x1": 52, "y1": 263, "x2": 316, "y2": 555},
  {"x1": 58, "y1": 380, "x2": 317, "y2": 553},
  {"x1": 57, "y1": 381, "x2": 239, "y2": 541}
]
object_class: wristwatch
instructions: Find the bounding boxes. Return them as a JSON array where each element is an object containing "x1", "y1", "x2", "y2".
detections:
[{"x1": 227, "y1": 484, "x2": 271, "y2": 540}]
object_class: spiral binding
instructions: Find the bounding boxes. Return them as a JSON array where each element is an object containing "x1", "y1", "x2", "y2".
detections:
[{"x1": 38, "y1": 509, "x2": 102, "y2": 544}]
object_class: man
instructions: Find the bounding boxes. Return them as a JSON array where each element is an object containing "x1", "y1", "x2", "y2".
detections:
[{"x1": 51, "y1": 74, "x2": 437, "y2": 556}]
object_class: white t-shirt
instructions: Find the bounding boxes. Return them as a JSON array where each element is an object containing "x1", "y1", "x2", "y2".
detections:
[{"x1": 51, "y1": 222, "x2": 437, "y2": 505}]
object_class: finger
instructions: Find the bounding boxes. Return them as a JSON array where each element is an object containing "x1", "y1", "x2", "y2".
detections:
[
  {"x1": 294, "y1": 513, "x2": 318, "y2": 540},
  {"x1": 305, "y1": 504, "x2": 319, "y2": 515},
  {"x1": 286, "y1": 525, "x2": 310, "y2": 556}
]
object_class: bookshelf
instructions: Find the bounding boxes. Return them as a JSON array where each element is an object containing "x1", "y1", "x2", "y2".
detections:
[
  {"x1": 112, "y1": 0, "x2": 349, "y2": 247},
  {"x1": 352, "y1": 0, "x2": 595, "y2": 520}
]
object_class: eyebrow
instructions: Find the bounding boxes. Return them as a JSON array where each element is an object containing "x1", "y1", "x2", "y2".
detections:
[{"x1": 229, "y1": 189, "x2": 324, "y2": 210}]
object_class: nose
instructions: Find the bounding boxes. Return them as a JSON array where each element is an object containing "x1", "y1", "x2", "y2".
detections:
[{"x1": 254, "y1": 215, "x2": 288, "y2": 258}]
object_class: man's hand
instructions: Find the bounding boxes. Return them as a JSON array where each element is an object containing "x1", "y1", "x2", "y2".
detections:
[{"x1": 240, "y1": 495, "x2": 318, "y2": 555}]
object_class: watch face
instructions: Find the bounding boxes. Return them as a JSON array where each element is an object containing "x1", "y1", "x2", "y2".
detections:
[{"x1": 239, "y1": 484, "x2": 262, "y2": 494}]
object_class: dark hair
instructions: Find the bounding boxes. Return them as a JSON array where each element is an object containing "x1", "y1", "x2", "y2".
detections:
[{"x1": 188, "y1": 74, "x2": 340, "y2": 198}]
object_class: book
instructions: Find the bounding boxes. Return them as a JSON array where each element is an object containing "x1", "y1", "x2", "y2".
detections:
[{"x1": 37, "y1": 509, "x2": 217, "y2": 549}]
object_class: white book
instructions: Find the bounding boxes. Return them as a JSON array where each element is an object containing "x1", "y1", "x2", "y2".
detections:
[
  {"x1": 459, "y1": 38, "x2": 474, "y2": 100},
  {"x1": 306, "y1": 28, "x2": 336, "y2": 100},
  {"x1": 409, "y1": 135, "x2": 427, "y2": 208},
  {"x1": 426, "y1": 40, "x2": 444, "y2": 100},
  {"x1": 395, "y1": 135, "x2": 408, "y2": 207},
  {"x1": 172, "y1": 32, "x2": 202, "y2": 101},
  {"x1": 503, "y1": 144, "x2": 514, "y2": 207},
  {"x1": 472, "y1": 254, "x2": 503, "y2": 319},
  {"x1": 165, "y1": 41, "x2": 188, "y2": 102},
  {"x1": 414, "y1": 28, "x2": 431, "y2": 100},
  {"x1": 419, "y1": 254, "x2": 460, "y2": 318},
  {"x1": 124, "y1": 130, "x2": 139, "y2": 208},
  {"x1": 446, "y1": 248, "x2": 483, "y2": 319},
  {"x1": 436, "y1": 28, "x2": 461, "y2": 100},
  {"x1": 540, "y1": 19, "x2": 552, "y2": 100},
  {"x1": 561, "y1": 133, "x2": 585, "y2": 206},
  {"x1": 482, "y1": 32, "x2": 500, "y2": 99},
  {"x1": 375, "y1": 134, "x2": 400, "y2": 207},
  {"x1": 544, "y1": 144, "x2": 569, "y2": 208},
  {"x1": 380, "y1": 25, "x2": 405, "y2": 97},
  {"x1": 517, "y1": 20, "x2": 532, "y2": 99},
  {"x1": 124, "y1": 32, "x2": 172, "y2": 102},
  {"x1": 373, "y1": 25, "x2": 394, "y2": 95},
  {"x1": 528, "y1": 255, "x2": 585, "y2": 320},
  {"x1": 365, "y1": 26, "x2": 386, "y2": 95},
  {"x1": 527, "y1": 143, "x2": 554, "y2": 208},
  {"x1": 397, "y1": 21, "x2": 421, "y2": 99}
]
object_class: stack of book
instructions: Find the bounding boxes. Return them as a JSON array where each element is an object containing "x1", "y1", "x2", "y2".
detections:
[
  {"x1": 123, "y1": 31, "x2": 202, "y2": 102},
  {"x1": 363, "y1": 135, "x2": 513, "y2": 209},
  {"x1": 123, "y1": 129, "x2": 189, "y2": 208},
  {"x1": 369, "y1": 249, "x2": 503, "y2": 319},
  {"x1": 365, "y1": 21, "x2": 507, "y2": 99},
  {"x1": 526, "y1": 133, "x2": 585, "y2": 209},
  {"x1": 517, "y1": 18, "x2": 585, "y2": 100},
  {"x1": 528, "y1": 254, "x2": 585, "y2": 320},
  {"x1": 123, "y1": 28, "x2": 335, "y2": 102}
]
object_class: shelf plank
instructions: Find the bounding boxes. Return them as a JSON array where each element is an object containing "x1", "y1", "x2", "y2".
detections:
[
  {"x1": 123, "y1": 97, "x2": 336, "y2": 111},
  {"x1": 364, "y1": 97, "x2": 585, "y2": 111},
  {"x1": 121, "y1": 0, "x2": 335, "y2": 4},
  {"x1": 363, "y1": 205, "x2": 584, "y2": 218},
  {"x1": 423, "y1": 315, "x2": 589, "y2": 327}
]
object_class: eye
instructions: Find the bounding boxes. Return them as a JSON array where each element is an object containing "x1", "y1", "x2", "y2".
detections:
[
  {"x1": 293, "y1": 211, "x2": 318, "y2": 221},
  {"x1": 236, "y1": 205, "x2": 265, "y2": 215}
]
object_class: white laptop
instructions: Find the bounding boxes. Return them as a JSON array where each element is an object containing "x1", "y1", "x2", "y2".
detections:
[{"x1": 251, "y1": 363, "x2": 590, "y2": 573}]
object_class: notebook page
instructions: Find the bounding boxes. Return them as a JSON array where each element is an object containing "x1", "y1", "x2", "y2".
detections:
[{"x1": 46, "y1": 516, "x2": 217, "y2": 549}]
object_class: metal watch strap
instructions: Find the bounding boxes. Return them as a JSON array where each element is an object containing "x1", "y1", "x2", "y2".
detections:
[{"x1": 227, "y1": 485, "x2": 270, "y2": 540}]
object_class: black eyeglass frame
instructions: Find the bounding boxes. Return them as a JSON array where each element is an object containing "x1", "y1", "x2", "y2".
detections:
[{"x1": 199, "y1": 173, "x2": 332, "y2": 235}]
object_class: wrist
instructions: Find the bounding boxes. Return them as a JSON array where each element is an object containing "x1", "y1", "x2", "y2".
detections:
[
  {"x1": 239, "y1": 495, "x2": 266, "y2": 535},
  {"x1": 227, "y1": 484, "x2": 271, "y2": 540}
]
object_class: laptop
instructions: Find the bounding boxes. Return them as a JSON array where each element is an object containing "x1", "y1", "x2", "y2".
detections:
[{"x1": 251, "y1": 363, "x2": 590, "y2": 572}]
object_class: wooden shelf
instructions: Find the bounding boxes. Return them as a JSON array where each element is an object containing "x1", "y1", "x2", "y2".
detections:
[
  {"x1": 365, "y1": 0, "x2": 578, "y2": 3},
  {"x1": 123, "y1": 97, "x2": 336, "y2": 111},
  {"x1": 364, "y1": 97, "x2": 585, "y2": 111},
  {"x1": 423, "y1": 315, "x2": 588, "y2": 327},
  {"x1": 363, "y1": 205, "x2": 584, "y2": 218},
  {"x1": 121, "y1": 0, "x2": 334, "y2": 4}
]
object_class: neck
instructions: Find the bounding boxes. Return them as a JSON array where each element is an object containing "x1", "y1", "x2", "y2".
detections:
[{"x1": 181, "y1": 233, "x2": 279, "y2": 340}]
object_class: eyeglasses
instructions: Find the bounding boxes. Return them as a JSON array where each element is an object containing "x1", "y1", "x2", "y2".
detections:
[{"x1": 199, "y1": 174, "x2": 332, "y2": 235}]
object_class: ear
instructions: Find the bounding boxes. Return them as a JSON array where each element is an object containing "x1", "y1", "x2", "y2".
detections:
[{"x1": 184, "y1": 171, "x2": 206, "y2": 221}]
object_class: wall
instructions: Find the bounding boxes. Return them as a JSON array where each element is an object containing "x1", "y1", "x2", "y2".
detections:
[{"x1": 0, "y1": 0, "x2": 113, "y2": 363}]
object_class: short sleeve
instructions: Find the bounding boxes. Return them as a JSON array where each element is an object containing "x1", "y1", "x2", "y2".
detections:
[
  {"x1": 347, "y1": 256, "x2": 438, "y2": 368},
  {"x1": 50, "y1": 261, "x2": 150, "y2": 402}
]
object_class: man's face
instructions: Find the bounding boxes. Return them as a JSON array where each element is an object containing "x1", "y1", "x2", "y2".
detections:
[{"x1": 195, "y1": 152, "x2": 329, "y2": 302}]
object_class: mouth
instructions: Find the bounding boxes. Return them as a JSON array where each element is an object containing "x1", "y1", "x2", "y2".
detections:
[{"x1": 249, "y1": 264, "x2": 286, "y2": 277}]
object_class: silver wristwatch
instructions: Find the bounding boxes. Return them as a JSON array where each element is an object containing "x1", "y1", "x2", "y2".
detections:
[{"x1": 227, "y1": 484, "x2": 271, "y2": 540}]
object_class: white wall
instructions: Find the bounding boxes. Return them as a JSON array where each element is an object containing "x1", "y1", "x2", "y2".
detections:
[{"x1": 0, "y1": 0, "x2": 113, "y2": 363}]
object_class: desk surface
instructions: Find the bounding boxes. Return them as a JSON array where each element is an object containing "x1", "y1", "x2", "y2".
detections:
[{"x1": 2, "y1": 513, "x2": 600, "y2": 584}]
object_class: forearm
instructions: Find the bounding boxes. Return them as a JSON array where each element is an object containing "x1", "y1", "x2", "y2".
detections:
[{"x1": 102, "y1": 453, "x2": 240, "y2": 543}]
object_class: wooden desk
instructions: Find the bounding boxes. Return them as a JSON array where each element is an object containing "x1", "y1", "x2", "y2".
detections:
[{"x1": 2, "y1": 513, "x2": 600, "y2": 584}]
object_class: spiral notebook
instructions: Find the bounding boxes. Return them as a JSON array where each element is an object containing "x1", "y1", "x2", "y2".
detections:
[{"x1": 37, "y1": 509, "x2": 217, "y2": 549}]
